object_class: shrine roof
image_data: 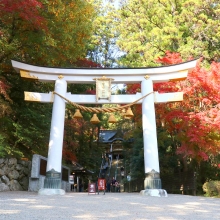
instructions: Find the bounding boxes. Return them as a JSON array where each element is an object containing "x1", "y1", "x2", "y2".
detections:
[{"x1": 99, "y1": 130, "x2": 117, "y2": 143}]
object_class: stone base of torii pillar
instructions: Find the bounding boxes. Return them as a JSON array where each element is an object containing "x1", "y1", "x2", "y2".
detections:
[
  {"x1": 38, "y1": 188, "x2": 65, "y2": 196},
  {"x1": 38, "y1": 169, "x2": 66, "y2": 195},
  {"x1": 140, "y1": 170, "x2": 168, "y2": 197},
  {"x1": 140, "y1": 189, "x2": 168, "y2": 197}
]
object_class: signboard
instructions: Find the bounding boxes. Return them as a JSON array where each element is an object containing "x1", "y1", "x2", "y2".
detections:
[
  {"x1": 127, "y1": 175, "x2": 131, "y2": 182},
  {"x1": 88, "y1": 183, "x2": 96, "y2": 194},
  {"x1": 69, "y1": 175, "x2": 74, "y2": 184},
  {"x1": 94, "y1": 76, "x2": 114, "y2": 101},
  {"x1": 98, "y1": 178, "x2": 106, "y2": 191}
]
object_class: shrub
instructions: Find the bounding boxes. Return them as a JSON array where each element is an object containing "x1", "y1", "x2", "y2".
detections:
[{"x1": 203, "y1": 181, "x2": 220, "y2": 197}]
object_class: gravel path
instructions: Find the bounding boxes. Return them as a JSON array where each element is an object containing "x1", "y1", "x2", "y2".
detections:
[{"x1": 0, "y1": 191, "x2": 220, "y2": 220}]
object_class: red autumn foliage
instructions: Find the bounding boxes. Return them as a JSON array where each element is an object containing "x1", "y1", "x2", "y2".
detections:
[
  {"x1": 0, "y1": 0, "x2": 47, "y2": 30},
  {"x1": 85, "y1": 89, "x2": 96, "y2": 95},
  {"x1": 0, "y1": 78, "x2": 11, "y2": 101},
  {"x1": 74, "y1": 58, "x2": 102, "y2": 95},
  {"x1": 75, "y1": 58, "x2": 102, "y2": 68},
  {"x1": 62, "y1": 117, "x2": 95, "y2": 163},
  {"x1": 156, "y1": 51, "x2": 184, "y2": 65},
  {"x1": 127, "y1": 51, "x2": 220, "y2": 162},
  {"x1": 63, "y1": 118, "x2": 81, "y2": 162},
  {"x1": 157, "y1": 53, "x2": 220, "y2": 162},
  {"x1": 62, "y1": 149, "x2": 78, "y2": 162}
]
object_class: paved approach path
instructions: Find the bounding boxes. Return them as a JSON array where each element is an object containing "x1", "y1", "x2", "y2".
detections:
[{"x1": 0, "y1": 191, "x2": 220, "y2": 220}]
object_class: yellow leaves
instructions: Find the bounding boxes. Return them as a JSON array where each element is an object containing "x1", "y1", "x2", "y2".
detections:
[
  {"x1": 0, "y1": 63, "x2": 11, "y2": 72},
  {"x1": 69, "y1": 2, "x2": 75, "y2": 8},
  {"x1": 39, "y1": 0, "x2": 95, "y2": 64}
]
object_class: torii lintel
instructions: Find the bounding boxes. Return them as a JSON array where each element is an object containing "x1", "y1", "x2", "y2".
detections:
[
  {"x1": 24, "y1": 91, "x2": 184, "y2": 104},
  {"x1": 11, "y1": 59, "x2": 198, "y2": 84}
]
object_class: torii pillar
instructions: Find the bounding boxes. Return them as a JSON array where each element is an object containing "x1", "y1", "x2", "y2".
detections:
[
  {"x1": 11, "y1": 59, "x2": 198, "y2": 196},
  {"x1": 41, "y1": 78, "x2": 67, "y2": 195},
  {"x1": 141, "y1": 78, "x2": 165, "y2": 196}
]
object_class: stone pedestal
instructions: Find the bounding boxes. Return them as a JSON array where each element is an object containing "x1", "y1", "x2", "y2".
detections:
[
  {"x1": 141, "y1": 169, "x2": 168, "y2": 197},
  {"x1": 140, "y1": 189, "x2": 167, "y2": 197},
  {"x1": 38, "y1": 188, "x2": 65, "y2": 195},
  {"x1": 38, "y1": 169, "x2": 65, "y2": 195},
  {"x1": 144, "y1": 169, "x2": 161, "y2": 189},
  {"x1": 44, "y1": 169, "x2": 61, "y2": 189}
]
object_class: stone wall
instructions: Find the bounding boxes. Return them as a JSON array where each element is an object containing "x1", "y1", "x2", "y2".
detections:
[
  {"x1": 28, "y1": 154, "x2": 71, "y2": 192},
  {"x1": 0, "y1": 156, "x2": 71, "y2": 192},
  {"x1": 0, "y1": 158, "x2": 31, "y2": 192}
]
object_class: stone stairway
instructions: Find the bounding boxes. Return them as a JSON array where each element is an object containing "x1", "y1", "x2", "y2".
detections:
[
  {"x1": 108, "y1": 159, "x2": 124, "y2": 192},
  {"x1": 99, "y1": 156, "x2": 125, "y2": 192}
]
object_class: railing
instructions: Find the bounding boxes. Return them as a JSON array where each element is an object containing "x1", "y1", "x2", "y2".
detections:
[
  {"x1": 99, "y1": 154, "x2": 111, "y2": 178},
  {"x1": 114, "y1": 154, "x2": 119, "y2": 179}
]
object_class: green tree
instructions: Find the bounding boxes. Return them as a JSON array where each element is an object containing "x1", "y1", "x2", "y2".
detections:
[
  {"x1": 0, "y1": 0, "x2": 96, "y2": 158},
  {"x1": 87, "y1": 0, "x2": 122, "y2": 67},
  {"x1": 0, "y1": 74, "x2": 53, "y2": 158},
  {"x1": 116, "y1": 0, "x2": 220, "y2": 66}
]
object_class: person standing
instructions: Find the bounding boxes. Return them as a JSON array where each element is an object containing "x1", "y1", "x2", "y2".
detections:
[
  {"x1": 111, "y1": 177, "x2": 116, "y2": 192},
  {"x1": 106, "y1": 178, "x2": 111, "y2": 192},
  {"x1": 115, "y1": 181, "x2": 120, "y2": 192}
]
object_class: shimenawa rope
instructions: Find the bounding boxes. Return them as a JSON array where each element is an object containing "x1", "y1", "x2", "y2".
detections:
[{"x1": 53, "y1": 91, "x2": 154, "y2": 113}]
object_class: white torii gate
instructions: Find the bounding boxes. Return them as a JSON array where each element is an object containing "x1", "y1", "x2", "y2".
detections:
[{"x1": 12, "y1": 59, "x2": 198, "y2": 196}]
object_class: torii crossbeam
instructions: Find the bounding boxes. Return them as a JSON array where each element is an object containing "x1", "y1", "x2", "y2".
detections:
[{"x1": 12, "y1": 59, "x2": 198, "y2": 196}]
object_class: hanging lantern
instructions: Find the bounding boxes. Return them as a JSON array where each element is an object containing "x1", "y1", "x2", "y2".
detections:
[
  {"x1": 90, "y1": 114, "x2": 100, "y2": 124},
  {"x1": 121, "y1": 109, "x2": 126, "y2": 118},
  {"x1": 124, "y1": 107, "x2": 134, "y2": 118},
  {"x1": 124, "y1": 116, "x2": 130, "y2": 120},
  {"x1": 108, "y1": 114, "x2": 117, "y2": 123},
  {"x1": 73, "y1": 109, "x2": 83, "y2": 119}
]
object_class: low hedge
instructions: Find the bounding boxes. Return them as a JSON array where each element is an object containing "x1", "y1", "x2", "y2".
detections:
[{"x1": 203, "y1": 180, "x2": 220, "y2": 197}]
